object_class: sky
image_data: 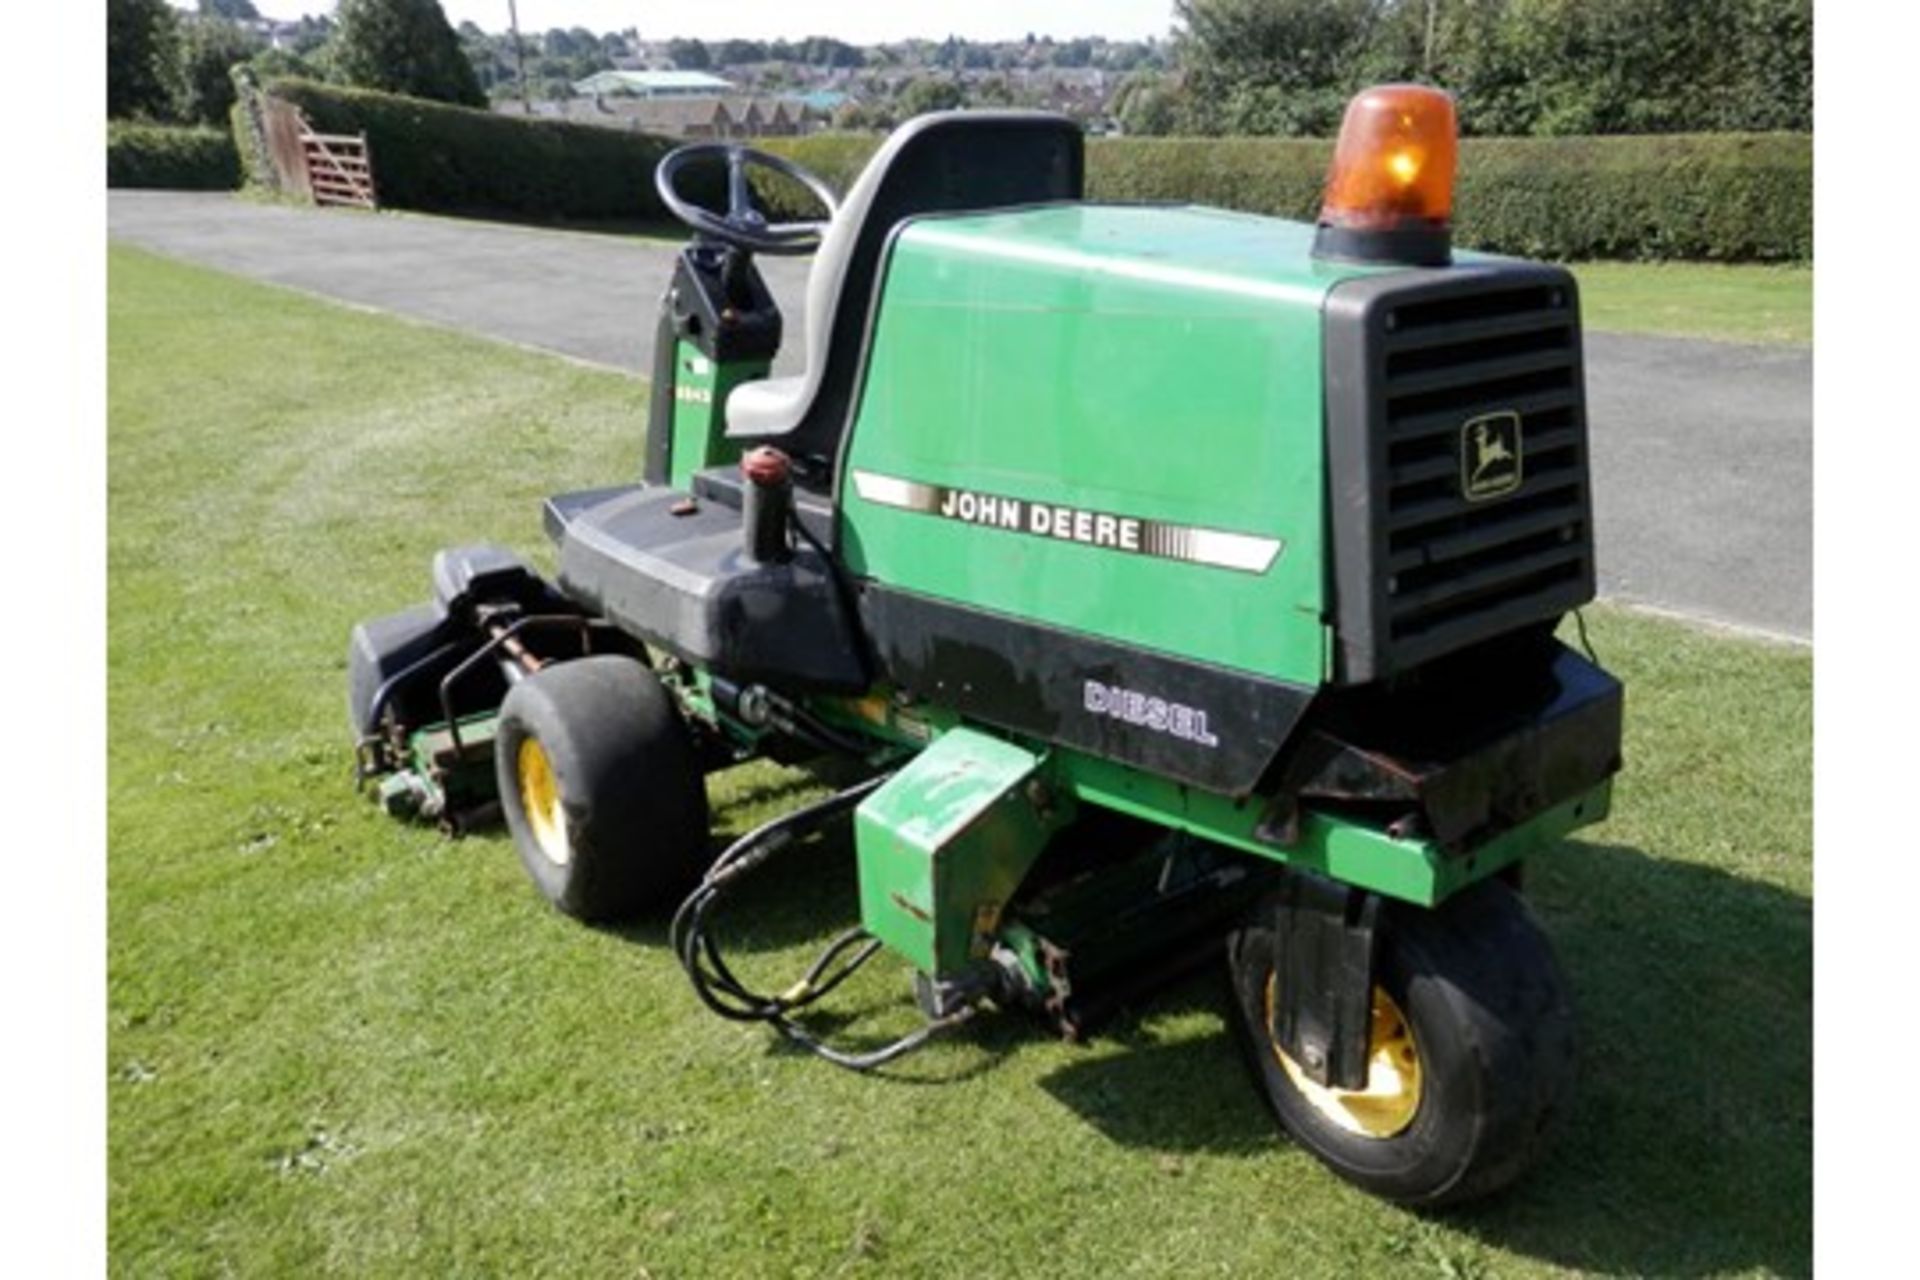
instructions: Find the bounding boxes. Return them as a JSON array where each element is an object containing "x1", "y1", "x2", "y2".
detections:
[{"x1": 243, "y1": 2, "x2": 1181, "y2": 44}]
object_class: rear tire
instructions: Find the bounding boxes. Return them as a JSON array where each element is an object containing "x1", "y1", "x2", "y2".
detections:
[
  {"x1": 1227, "y1": 877, "x2": 1575, "y2": 1207},
  {"x1": 495, "y1": 655, "x2": 710, "y2": 922}
]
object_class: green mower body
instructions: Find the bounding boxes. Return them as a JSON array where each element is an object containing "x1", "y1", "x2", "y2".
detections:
[{"x1": 348, "y1": 106, "x2": 1620, "y2": 1207}]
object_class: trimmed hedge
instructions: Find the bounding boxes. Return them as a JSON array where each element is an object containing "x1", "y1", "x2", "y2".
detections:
[
  {"x1": 107, "y1": 124, "x2": 241, "y2": 191},
  {"x1": 1447, "y1": 133, "x2": 1811, "y2": 263},
  {"x1": 759, "y1": 132, "x2": 1811, "y2": 263},
  {"x1": 230, "y1": 81, "x2": 1810, "y2": 261},
  {"x1": 256, "y1": 79, "x2": 694, "y2": 220}
]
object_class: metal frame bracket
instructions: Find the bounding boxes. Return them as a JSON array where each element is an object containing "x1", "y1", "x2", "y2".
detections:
[{"x1": 1268, "y1": 870, "x2": 1380, "y2": 1090}]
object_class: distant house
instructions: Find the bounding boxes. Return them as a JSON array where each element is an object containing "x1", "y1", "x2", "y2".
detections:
[
  {"x1": 606, "y1": 97, "x2": 739, "y2": 139},
  {"x1": 794, "y1": 90, "x2": 851, "y2": 115},
  {"x1": 727, "y1": 99, "x2": 805, "y2": 137},
  {"x1": 500, "y1": 95, "x2": 808, "y2": 140},
  {"x1": 570, "y1": 70, "x2": 739, "y2": 99}
]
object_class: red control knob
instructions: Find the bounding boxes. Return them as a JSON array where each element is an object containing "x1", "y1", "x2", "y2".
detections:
[{"x1": 742, "y1": 446, "x2": 792, "y2": 488}]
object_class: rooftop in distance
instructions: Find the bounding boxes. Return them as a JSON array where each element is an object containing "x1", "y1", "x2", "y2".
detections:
[{"x1": 572, "y1": 70, "x2": 738, "y2": 98}]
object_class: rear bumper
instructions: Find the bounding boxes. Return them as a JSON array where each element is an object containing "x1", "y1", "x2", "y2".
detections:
[
  {"x1": 1271, "y1": 643, "x2": 1623, "y2": 856},
  {"x1": 1292, "y1": 780, "x2": 1611, "y2": 906},
  {"x1": 1271, "y1": 641, "x2": 1623, "y2": 903},
  {"x1": 1060, "y1": 641, "x2": 1621, "y2": 906}
]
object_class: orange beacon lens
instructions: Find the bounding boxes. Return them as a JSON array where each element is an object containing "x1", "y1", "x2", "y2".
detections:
[{"x1": 1314, "y1": 84, "x2": 1458, "y2": 265}]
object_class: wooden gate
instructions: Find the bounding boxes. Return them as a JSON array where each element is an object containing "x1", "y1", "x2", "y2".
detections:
[
  {"x1": 257, "y1": 98, "x2": 378, "y2": 210},
  {"x1": 301, "y1": 125, "x2": 377, "y2": 209}
]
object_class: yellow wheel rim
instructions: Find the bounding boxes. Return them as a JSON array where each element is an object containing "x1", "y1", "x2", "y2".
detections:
[
  {"x1": 517, "y1": 737, "x2": 570, "y2": 867},
  {"x1": 1265, "y1": 972, "x2": 1423, "y2": 1139}
]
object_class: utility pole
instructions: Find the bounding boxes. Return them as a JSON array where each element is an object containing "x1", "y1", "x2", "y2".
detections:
[
  {"x1": 1423, "y1": 0, "x2": 1439, "y2": 79},
  {"x1": 508, "y1": 0, "x2": 531, "y2": 112}
]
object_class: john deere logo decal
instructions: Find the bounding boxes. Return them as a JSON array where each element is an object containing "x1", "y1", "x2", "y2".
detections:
[
  {"x1": 850, "y1": 471, "x2": 1283, "y2": 574},
  {"x1": 1461, "y1": 411, "x2": 1523, "y2": 502}
]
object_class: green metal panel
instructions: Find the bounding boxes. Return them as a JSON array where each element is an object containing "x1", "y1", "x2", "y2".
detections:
[
  {"x1": 666, "y1": 340, "x2": 763, "y2": 490},
  {"x1": 1058, "y1": 745, "x2": 1610, "y2": 907},
  {"x1": 839, "y1": 204, "x2": 1380, "y2": 687},
  {"x1": 855, "y1": 726, "x2": 1071, "y2": 978},
  {"x1": 818, "y1": 687, "x2": 1608, "y2": 913}
]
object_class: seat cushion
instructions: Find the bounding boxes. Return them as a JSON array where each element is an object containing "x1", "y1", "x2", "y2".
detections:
[
  {"x1": 724, "y1": 374, "x2": 809, "y2": 440},
  {"x1": 722, "y1": 110, "x2": 1084, "y2": 457}
]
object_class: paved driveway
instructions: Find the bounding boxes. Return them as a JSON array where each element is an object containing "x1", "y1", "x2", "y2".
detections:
[{"x1": 109, "y1": 191, "x2": 1811, "y2": 641}]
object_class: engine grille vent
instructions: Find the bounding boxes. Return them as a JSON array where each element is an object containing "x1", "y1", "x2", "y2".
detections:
[{"x1": 1323, "y1": 266, "x2": 1596, "y2": 683}]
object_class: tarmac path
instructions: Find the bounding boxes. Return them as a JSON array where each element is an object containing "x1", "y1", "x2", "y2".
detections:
[{"x1": 109, "y1": 191, "x2": 1812, "y2": 641}]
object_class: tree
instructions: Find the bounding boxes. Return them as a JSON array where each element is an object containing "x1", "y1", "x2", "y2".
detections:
[
  {"x1": 176, "y1": 18, "x2": 264, "y2": 124},
  {"x1": 795, "y1": 36, "x2": 864, "y2": 68},
  {"x1": 247, "y1": 45, "x2": 325, "y2": 84},
  {"x1": 1173, "y1": 0, "x2": 1382, "y2": 135},
  {"x1": 1731, "y1": 0, "x2": 1812, "y2": 131},
  {"x1": 715, "y1": 39, "x2": 768, "y2": 66},
  {"x1": 972, "y1": 75, "x2": 1015, "y2": 106},
  {"x1": 1414, "y1": 0, "x2": 1537, "y2": 136},
  {"x1": 198, "y1": 0, "x2": 260, "y2": 18},
  {"x1": 288, "y1": 15, "x2": 334, "y2": 55},
  {"x1": 1114, "y1": 71, "x2": 1183, "y2": 135},
  {"x1": 108, "y1": 0, "x2": 181, "y2": 119},
  {"x1": 331, "y1": 0, "x2": 486, "y2": 107},
  {"x1": 666, "y1": 38, "x2": 711, "y2": 70},
  {"x1": 834, "y1": 100, "x2": 895, "y2": 131},
  {"x1": 898, "y1": 77, "x2": 966, "y2": 116},
  {"x1": 456, "y1": 22, "x2": 508, "y2": 93},
  {"x1": 1166, "y1": 0, "x2": 1811, "y2": 139},
  {"x1": 1054, "y1": 39, "x2": 1095, "y2": 68}
]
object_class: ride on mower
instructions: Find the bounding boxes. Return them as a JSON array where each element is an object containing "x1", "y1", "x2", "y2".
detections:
[{"x1": 348, "y1": 85, "x2": 1622, "y2": 1207}]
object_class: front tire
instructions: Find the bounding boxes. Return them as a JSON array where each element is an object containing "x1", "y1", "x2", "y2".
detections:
[
  {"x1": 495, "y1": 655, "x2": 711, "y2": 922},
  {"x1": 1227, "y1": 877, "x2": 1575, "y2": 1207}
]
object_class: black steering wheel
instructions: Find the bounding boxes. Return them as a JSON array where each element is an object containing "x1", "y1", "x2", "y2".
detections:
[{"x1": 654, "y1": 144, "x2": 840, "y2": 257}]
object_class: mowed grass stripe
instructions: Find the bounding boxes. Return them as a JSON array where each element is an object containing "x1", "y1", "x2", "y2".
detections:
[
  {"x1": 108, "y1": 245, "x2": 1809, "y2": 1277},
  {"x1": 1571, "y1": 261, "x2": 1811, "y2": 345}
]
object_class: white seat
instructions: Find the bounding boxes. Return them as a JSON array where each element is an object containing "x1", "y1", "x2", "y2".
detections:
[{"x1": 724, "y1": 111, "x2": 1084, "y2": 450}]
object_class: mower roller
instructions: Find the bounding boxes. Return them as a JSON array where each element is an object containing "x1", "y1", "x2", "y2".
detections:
[{"x1": 348, "y1": 86, "x2": 1622, "y2": 1207}]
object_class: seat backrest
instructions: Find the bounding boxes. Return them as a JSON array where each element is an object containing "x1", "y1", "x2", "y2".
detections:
[{"x1": 728, "y1": 111, "x2": 1084, "y2": 463}]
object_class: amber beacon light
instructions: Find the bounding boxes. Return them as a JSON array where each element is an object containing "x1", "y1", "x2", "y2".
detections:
[{"x1": 1312, "y1": 84, "x2": 1459, "y2": 268}]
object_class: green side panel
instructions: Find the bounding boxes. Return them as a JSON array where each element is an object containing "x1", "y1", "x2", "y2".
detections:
[
  {"x1": 1058, "y1": 742, "x2": 1611, "y2": 907},
  {"x1": 839, "y1": 204, "x2": 1376, "y2": 686},
  {"x1": 666, "y1": 340, "x2": 764, "y2": 490},
  {"x1": 812, "y1": 687, "x2": 1604, "y2": 908},
  {"x1": 855, "y1": 727, "x2": 1070, "y2": 977}
]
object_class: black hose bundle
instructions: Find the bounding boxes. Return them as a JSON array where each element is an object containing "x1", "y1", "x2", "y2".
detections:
[{"x1": 668, "y1": 773, "x2": 976, "y2": 1071}]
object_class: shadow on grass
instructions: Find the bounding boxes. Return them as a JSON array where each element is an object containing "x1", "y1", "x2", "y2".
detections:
[
  {"x1": 605, "y1": 780, "x2": 1033, "y2": 1085},
  {"x1": 1038, "y1": 978, "x2": 1273, "y2": 1156},
  {"x1": 1037, "y1": 839, "x2": 1811, "y2": 1277},
  {"x1": 1455, "y1": 840, "x2": 1812, "y2": 1276},
  {"x1": 603, "y1": 765, "x2": 1812, "y2": 1277},
  {"x1": 598, "y1": 764, "x2": 868, "y2": 956},
  {"x1": 751, "y1": 999, "x2": 1033, "y2": 1086},
  {"x1": 607, "y1": 827, "x2": 866, "y2": 957}
]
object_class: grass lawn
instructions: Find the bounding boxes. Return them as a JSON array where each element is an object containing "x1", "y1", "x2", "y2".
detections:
[
  {"x1": 1569, "y1": 261, "x2": 1811, "y2": 345},
  {"x1": 109, "y1": 244, "x2": 1811, "y2": 1277}
]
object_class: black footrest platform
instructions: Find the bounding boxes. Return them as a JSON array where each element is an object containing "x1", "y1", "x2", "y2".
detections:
[{"x1": 545, "y1": 484, "x2": 867, "y2": 693}]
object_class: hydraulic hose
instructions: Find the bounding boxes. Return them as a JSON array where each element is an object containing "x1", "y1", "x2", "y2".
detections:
[{"x1": 669, "y1": 771, "x2": 976, "y2": 1071}]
